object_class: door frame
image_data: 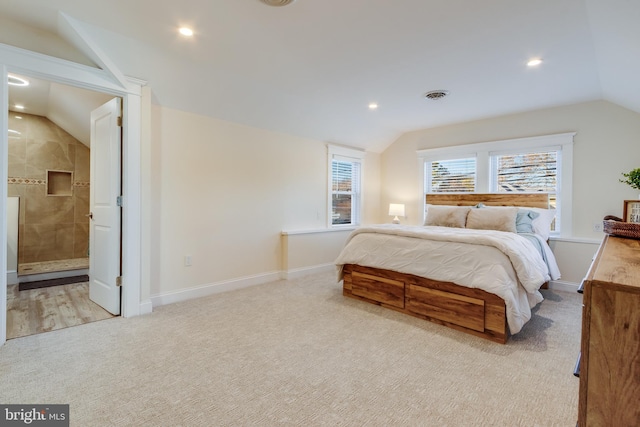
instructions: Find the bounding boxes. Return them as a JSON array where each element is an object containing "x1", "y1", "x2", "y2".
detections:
[{"x1": 1, "y1": 43, "x2": 147, "y2": 346}]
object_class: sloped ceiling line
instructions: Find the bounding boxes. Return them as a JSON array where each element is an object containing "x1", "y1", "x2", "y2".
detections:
[{"x1": 58, "y1": 12, "x2": 135, "y2": 93}]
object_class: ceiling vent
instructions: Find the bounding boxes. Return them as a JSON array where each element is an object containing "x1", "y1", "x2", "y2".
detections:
[
  {"x1": 424, "y1": 90, "x2": 449, "y2": 100},
  {"x1": 259, "y1": 0, "x2": 296, "y2": 6}
]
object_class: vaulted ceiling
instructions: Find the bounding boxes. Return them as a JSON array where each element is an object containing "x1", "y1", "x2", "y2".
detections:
[{"x1": 1, "y1": 0, "x2": 639, "y2": 152}]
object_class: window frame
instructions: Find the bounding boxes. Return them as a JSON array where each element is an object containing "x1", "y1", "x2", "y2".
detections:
[
  {"x1": 328, "y1": 145, "x2": 365, "y2": 228},
  {"x1": 417, "y1": 133, "x2": 575, "y2": 237}
]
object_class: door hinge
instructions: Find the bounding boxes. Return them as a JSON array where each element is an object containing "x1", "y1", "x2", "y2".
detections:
[
  {"x1": 116, "y1": 276, "x2": 122, "y2": 287},
  {"x1": 117, "y1": 195, "x2": 123, "y2": 207},
  {"x1": 117, "y1": 116, "x2": 122, "y2": 127}
]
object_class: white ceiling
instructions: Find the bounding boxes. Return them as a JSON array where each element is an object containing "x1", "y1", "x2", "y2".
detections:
[
  {"x1": 8, "y1": 75, "x2": 113, "y2": 146},
  {"x1": 2, "y1": 0, "x2": 639, "y2": 153}
]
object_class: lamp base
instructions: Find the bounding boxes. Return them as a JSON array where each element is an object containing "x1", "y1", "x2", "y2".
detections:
[{"x1": 392, "y1": 216, "x2": 400, "y2": 224}]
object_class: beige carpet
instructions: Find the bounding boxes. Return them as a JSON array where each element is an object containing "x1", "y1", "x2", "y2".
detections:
[{"x1": 1, "y1": 271, "x2": 582, "y2": 426}]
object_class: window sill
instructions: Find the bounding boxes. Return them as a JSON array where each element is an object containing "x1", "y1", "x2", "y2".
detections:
[
  {"x1": 548, "y1": 236, "x2": 601, "y2": 244},
  {"x1": 281, "y1": 226, "x2": 357, "y2": 236}
]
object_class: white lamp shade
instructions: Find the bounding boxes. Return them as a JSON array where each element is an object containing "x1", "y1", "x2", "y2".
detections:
[{"x1": 388, "y1": 203, "x2": 405, "y2": 217}]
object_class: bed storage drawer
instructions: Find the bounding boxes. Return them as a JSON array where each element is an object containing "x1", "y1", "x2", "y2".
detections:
[
  {"x1": 351, "y1": 271, "x2": 405, "y2": 309},
  {"x1": 406, "y1": 284, "x2": 485, "y2": 332},
  {"x1": 342, "y1": 264, "x2": 507, "y2": 343}
]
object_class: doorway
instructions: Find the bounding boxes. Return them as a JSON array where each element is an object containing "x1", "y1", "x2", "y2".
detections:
[
  {"x1": 5, "y1": 74, "x2": 118, "y2": 339},
  {"x1": 1, "y1": 45, "x2": 145, "y2": 347}
]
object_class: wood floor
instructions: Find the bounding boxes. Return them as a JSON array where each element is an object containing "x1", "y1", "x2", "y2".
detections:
[{"x1": 6, "y1": 282, "x2": 116, "y2": 340}]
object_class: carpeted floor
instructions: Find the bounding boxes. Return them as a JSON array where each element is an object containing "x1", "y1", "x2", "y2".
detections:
[{"x1": 0, "y1": 271, "x2": 582, "y2": 426}]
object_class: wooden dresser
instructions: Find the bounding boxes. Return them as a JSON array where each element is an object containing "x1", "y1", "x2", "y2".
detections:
[{"x1": 578, "y1": 235, "x2": 640, "y2": 426}]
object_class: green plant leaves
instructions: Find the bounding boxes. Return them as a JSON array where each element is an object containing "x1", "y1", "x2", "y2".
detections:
[{"x1": 620, "y1": 168, "x2": 640, "y2": 190}]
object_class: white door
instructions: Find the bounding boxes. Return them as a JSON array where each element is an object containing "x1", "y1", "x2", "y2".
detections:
[{"x1": 89, "y1": 98, "x2": 122, "y2": 315}]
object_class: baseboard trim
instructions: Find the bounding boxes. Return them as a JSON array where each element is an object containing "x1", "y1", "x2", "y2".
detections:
[
  {"x1": 138, "y1": 299, "x2": 153, "y2": 315},
  {"x1": 144, "y1": 271, "x2": 578, "y2": 309},
  {"x1": 150, "y1": 271, "x2": 282, "y2": 308},
  {"x1": 549, "y1": 280, "x2": 579, "y2": 293},
  {"x1": 6, "y1": 271, "x2": 18, "y2": 286},
  {"x1": 280, "y1": 263, "x2": 336, "y2": 280}
]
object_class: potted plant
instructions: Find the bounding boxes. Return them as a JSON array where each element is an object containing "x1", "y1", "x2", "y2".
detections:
[{"x1": 620, "y1": 167, "x2": 640, "y2": 197}]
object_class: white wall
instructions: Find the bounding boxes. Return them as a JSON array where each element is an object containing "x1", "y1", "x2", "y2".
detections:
[
  {"x1": 143, "y1": 98, "x2": 640, "y2": 301},
  {"x1": 148, "y1": 105, "x2": 380, "y2": 300},
  {"x1": 380, "y1": 100, "x2": 640, "y2": 284},
  {"x1": 281, "y1": 229, "x2": 353, "y2": 278}
]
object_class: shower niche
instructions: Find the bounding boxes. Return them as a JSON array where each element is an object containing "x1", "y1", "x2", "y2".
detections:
[{"x1": 47, "y1": 170, "x2": 73, "y2": 196}]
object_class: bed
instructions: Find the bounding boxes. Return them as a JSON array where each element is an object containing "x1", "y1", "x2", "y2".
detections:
[{"x1": 336, "y1": 193, "x2": 560, "y2": 344}]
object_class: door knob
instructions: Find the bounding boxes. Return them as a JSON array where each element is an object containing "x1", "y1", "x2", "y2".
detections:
[{"x1": 86, "y1": 212, "x2": 93, "y2": 220}]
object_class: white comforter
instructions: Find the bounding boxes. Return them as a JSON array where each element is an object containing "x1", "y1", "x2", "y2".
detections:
[{"x1": 335, "y1": 224, "x2": 559, "y2": 334}]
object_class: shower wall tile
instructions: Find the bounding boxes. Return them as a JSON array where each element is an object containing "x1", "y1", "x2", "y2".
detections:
[
  {"x1": 8, "y1": 113, "x2": 90, "y2": 264},
  {"x1": 74, "y1": 223, "x2": 89, "y2": 259},
  {"x1": 74, "y1": 186, "x2": 90, "y2": 223},
  {"x1": 22, "y1": 223, "x2": 75, "y2": 263},
  {"x1": 54, "y1": 224, "x2": 76, "y2": 261},
  {"x1": 8, "y1": 138, "x2": 27, "y2": 177},
  {"x1": 26, "y1": 115, "x2": 59, "y2": 142},
  {"x1": 56, "y1": 126, "x2": 80, "y2": 146},
  {"x1": 75, "y1": 144, "x2": 90, "y2": 182},
  {"x1": 23, "y1": 185, "x2": 75, "y2": 225},
  {"x1": 8, "y1": 114, "x2": 27, "y2": 134},
  {"x1": 22, "y1": 224, "x2": 55, "y2": 263},
  {"x1": 26, "y1": 140, "x2": 75, "y2": 179}
]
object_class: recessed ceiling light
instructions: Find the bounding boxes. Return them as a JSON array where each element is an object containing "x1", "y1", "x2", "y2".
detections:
[
  {"x1": 368, "y1": 103, "x2": 378, "y2": 110},
  {"x1": 179, "y1": 27, "x2": 194, "y2": 37},
  {"x1": 527, "y1": 58, "x2": 543, "y2": 67},
  {"x1": 15, "y1": 116, "x2": 22, "y2": 119},
  {"x1": 14, "y1": 104, "x2": 24, "y2": 110},
  {"x1": 8, "y1": 74, "x2": 29, "y2": 86}
]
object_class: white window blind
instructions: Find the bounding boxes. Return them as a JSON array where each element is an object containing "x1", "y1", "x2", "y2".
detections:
[
  {"x1": 427, "y1": 158, "x2": 476, "y2": 193},
  {"x1": 331, "y1": 158, "x2": 361, "y2": 225},
  {"x1": 328, "y1": 144, "x2": 365, "y2": 227}
]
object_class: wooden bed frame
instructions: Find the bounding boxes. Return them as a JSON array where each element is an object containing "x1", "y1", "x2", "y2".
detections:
[{"x1": 342, "y1": 193, "x2": 550, "y2": 344}]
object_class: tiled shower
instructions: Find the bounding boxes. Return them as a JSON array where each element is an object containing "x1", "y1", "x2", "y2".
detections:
[{"x1": 7, "y1": 112, "x2": 90, "y2": 271}]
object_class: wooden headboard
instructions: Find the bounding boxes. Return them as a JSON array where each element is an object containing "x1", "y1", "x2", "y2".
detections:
[{"x1": 426, "y1": 193, "x2": 550, "y2": 209}]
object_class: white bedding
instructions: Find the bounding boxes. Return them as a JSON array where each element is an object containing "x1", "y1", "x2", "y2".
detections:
[{"x1": 335, "y1": 224, "x2": 560, "y2": 334}]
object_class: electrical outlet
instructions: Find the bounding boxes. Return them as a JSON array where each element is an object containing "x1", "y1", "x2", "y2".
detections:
[
  {"x1": 593, "y1": 221, "x2": 603, "y2": 232},
  {"x1": 184, "y1": 255, "x2": 192, "y2": 266}
]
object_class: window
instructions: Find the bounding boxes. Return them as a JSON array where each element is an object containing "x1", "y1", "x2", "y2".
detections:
[
  {"x1": 493, "y1": 151, "x2": 557, "y2": 194},
  {"x1": 418, "y1": 133, "x2": 574, "y2": 236},
  {"x1": 331, "y1": 160, "x2": 360, "y2": 225},
  {"x1": 427, "y1": 157, "x2": 476, "y2": 193},
  {"x1": 492, "y1": 150, "x2": 560, "y2": 230},
  {"x1": 328, "y1": 145, "x2": 365, "y2": 227}
]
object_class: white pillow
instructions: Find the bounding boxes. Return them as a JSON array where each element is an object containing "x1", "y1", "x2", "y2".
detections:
[
  {"x1": 472, "y1": 204, "x2": 556, "y2": 239},
  {"x1": 466, "y1": 207, "x2": 518, "y2": 233},
  {"x1": 424, "y1": 205, "x2": 470, "y2": 228},
  {"x1": 520, "y1": 207, "x2": 556, "y2": 240}
]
